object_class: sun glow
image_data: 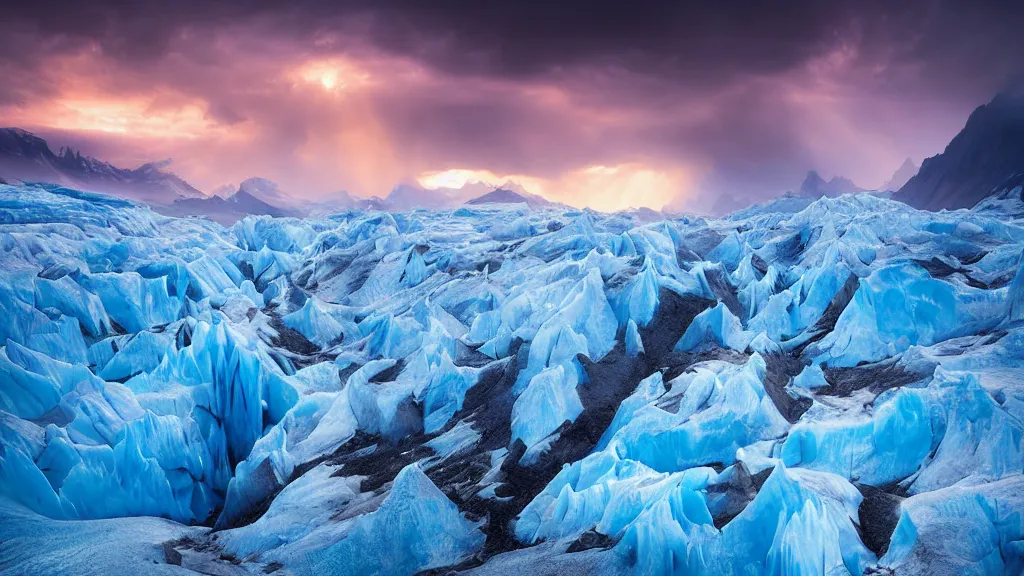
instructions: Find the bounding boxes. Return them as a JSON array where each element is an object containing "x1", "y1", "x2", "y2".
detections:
[
  {"x1": 417, "y1": 168, "x2": 547, "y2": 193},
  {"x1": 416, "y1": 163, "x2": 691, "y2": 212},
  {"x1": 549, "y1": 163, "x2": 692, "y2": 212},
  {"x1": 295, "y1": 59, "x2": 370, "y2": 93},
  {"x1": 418, "y1": 169, "x2": 497, "y2": 189}
]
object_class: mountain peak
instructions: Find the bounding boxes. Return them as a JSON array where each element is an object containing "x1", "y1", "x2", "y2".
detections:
[
  {"x1": 496, "y1": 179, "x2": 529, "y2": 196},
  {"x1": 139, "y1": 158, "x2": 174, "y2": 171},
  {"x1": 0, "y1": 127, "x2": 204, "y2": 203},
  {"x1": 0, "y1": 127, "x2": 54, "y2": 158},
  {"x1": 210, "y1": 183, "x2": 237, "y2": 199},
  {"x1": 465, "y1": 186, "x2": 553, "y2": 210},
  {"x1": 883, "y1": 158, "x2": 918, "y2": 191},
  {"x1": 466, "y1": 188, "x2": 530, "y2": 205},
  {"x1": 798, "y1": 170, "x2": 862, "y2": 198},
  {"x1": 239, "y1": 176, "x2": 277, "y2": 189},
  {"x1": 237, "y1": 177, "x2": 297, "y2": 205},
  {"x1": 802, "y1": 170, "x2": 825, "y2": 185},
  {"x1": 0, "y1": 127, "x2": 44, "y2": 144},
  {"x1": 895, "y1": 92, "x2": 1024, "y2": 210}
]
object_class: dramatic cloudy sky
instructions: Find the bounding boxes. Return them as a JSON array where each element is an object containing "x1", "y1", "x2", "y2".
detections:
[{"x1": 2, "y1": 1, "x2": 1022, "y2": 211}]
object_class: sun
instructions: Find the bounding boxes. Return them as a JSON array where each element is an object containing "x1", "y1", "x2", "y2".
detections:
[
  {"x1": 319, "y1": 71, "x2": 338, "y2": 90},
  {"x1": 293, "y1": 59, "x2": 369, "y2": 93}
]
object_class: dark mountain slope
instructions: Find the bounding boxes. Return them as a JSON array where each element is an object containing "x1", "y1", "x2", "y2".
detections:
[
  {"x1": 896, "y1": 93, "x2": 1024, "y2": 210},
  {"x1": 0, "y1": 128, "x2": 205, "y2": 204}
]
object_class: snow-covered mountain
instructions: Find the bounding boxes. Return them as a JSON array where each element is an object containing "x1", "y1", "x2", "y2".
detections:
[
  {"x1": 896, "y1": 92, "x2": 1024, "y2": 210},
  {"x1": 2, "y1": 180, "x2": 1022, "y2": 575},
  {"x1": 234, "y1": 177, "x2": 301, "y2": 207},
  {"x1": 0, "y1": 128, "x2": 205, "y2": 204}
]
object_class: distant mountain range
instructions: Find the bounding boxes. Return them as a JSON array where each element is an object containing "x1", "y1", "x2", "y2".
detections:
[
  {"x1": 161, "y1": 178, "x2": 374, "y2": 224},
  {"x1": 158, "y1": 178, "x2": 301, "y2": 224},
  {"x1": 0, "y1": 128, "x2": 205, "y2": 204},
  {"x1": 0, "y1": 129, "x2": 564, "y2": 222},
  {"x1": 363, "y1": 179, "x2": 559, "y2": 212},
  {"x1": 160, "y1": 189, "x2": 294, "y2": 225},
  {"x1": 6, "y1": 92, "x2": 1024, "y2": 219},
  {"x1": 798, "y1": 170, "x2": 864, "y2": 198},
  {"x1": 703, "y1": 160, "x2": 916, "y2": 218},
  {"x1": 895, "y1": 92, "x2": 1024, "y2": 210}
]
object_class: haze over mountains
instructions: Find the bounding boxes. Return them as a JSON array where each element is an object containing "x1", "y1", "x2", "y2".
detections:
[
  {"x1": 161, "y1": 184, "x2": 294, "y2": 225},
  {"x1": 2, "y1": 92, "x2": 1024, "y2": 220},
  {"x1": 704, "y1": 93, "x2": 1024, "y2": 216},
  {"x1": 700, "y1": 159, "x2": 916, "y2": 217},
  {"x1": 0, "y1": 128, "x2": 562, "y2": 223},
  {"x1": 777, "y1": 156, "x2": 919, "y2": 205},
  {"x1": 883, "y1": 158, "x2": 918, "y2": 191},
  {"x1": 164, "y1": 177, "x2": 327, "y2": 225}
]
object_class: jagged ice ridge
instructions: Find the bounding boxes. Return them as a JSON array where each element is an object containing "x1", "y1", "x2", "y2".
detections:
[{"x1": 2, "y1": 182, "x2": 1024, "y2": 575}]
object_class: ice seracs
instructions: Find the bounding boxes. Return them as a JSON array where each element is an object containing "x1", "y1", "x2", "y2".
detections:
[
  {"x1": 814, "y1": 261, "x2": 1007, "y2": 366},
  {"x1": 1, "y1": 181, "x2": 1024, "y2": 575},
  {"x1": 511, "y1": 363, "x2": 584, "y2": 453},
  {"x1": 675, "y1": 301, "x2": 753, "y2": 353},
  {"x1": 308, "y1": 463, "x2": 485, "y2": 575}
]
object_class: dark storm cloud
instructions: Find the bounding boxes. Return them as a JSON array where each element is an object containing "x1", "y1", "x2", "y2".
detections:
[
  {"x1": 6, "y1": 1, "x2": 1021, "y2": 83},
  {"x1": 2, "y1": 0, "x2": 1023, "y2": 208},
  {"x1": 0, "y1": 2, "x2": 854, "y2": 78}
]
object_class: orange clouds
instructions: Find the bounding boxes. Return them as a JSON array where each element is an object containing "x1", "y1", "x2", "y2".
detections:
[
  {"x1": 1, "y1": 29, "x2": 720, "y2": 211},
  {"x1": 0, "y1": 17, "x2": 953, "y2": 214},
  {"x1": 0, "y1": 32, "x2": 738, "y2": 211},
  {"x1": 417, "y1": 168, "x2": 544, "y2": 192},
  {"x1": 6, "y1": 95, "x2": 244, "y2": 140},
  {"x1": 0, "y1": 44, "x2": 413, "y2": 197},
  {"x1": 1, "y1": 48, "x2": 245, "y2": 141}
]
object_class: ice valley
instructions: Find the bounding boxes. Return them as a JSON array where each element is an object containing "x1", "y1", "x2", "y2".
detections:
[{"x1": 2, "y1": 183, "x2": 1024, "y2": 575}]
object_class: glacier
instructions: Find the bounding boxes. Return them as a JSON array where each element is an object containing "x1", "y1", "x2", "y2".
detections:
[{"x1": 2, "y1": 183, "x2": 1024, "y2": 575}]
